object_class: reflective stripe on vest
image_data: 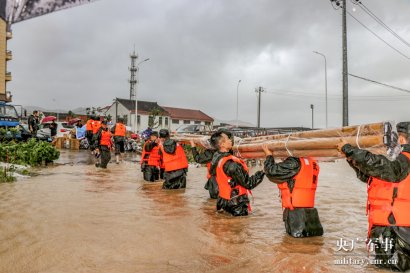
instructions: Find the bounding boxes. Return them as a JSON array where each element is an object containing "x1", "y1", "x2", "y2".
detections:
[
  {"x1": 277, "y1": 157, "x2": 319, "y2": 210},
  {"x1": 100, "y1": 130, "x2": 112, "y2": 146},
  {"x1": 367, "y1": 152, "x2": 410, "y2": 234},
  {"x1": 160, "y1": 143, "x2": 188, "y2": 172},
  {"x1": 114, "y1": 124, "x2": 126, "y2": 137},
  {"x1": 92, "y1": 121, "x2": 101, "y2": 134},
  {"x1": 148, "y1": 145, "x2": 161, "y2": 167},
  {"x1": 215, "y1": 155, "x2": 249, "y2": 200},
  {"x1": 86, "y1": 120, "x2": 93, "y2": 131},
  {"x1": 141, "y1": 142, "x2": 151, "y2": 166}
]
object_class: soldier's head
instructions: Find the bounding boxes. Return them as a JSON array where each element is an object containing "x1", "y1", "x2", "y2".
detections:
[
  {"x1": 397, "y1": 122, "x2": 410, "y2": 144},
  {"x1": 150, "y1": 131, "x2": 159, "y2": 141},
  {"x1": 159, "y1": 129, "x2": 170, "y2": 140},
  {"x1": 117, "y1": 117, "x2": 124, "y2": 124},
  {"x1": 210, "y1": 130, "x2": 233, "y2": 152},
  {"x1": 101, "y1": 120, "x2": 108, "y2": 130}
]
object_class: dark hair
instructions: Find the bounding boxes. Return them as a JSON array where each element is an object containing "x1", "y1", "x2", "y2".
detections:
[
  {"x1": 159, "y1": 129, "x2": 169, "y2": 138},
  {"x1": 101, "y1": 120, "x2": 108, "y2": 125},
  {"x1": 33, "y1": 110, "x2": 38, "y2": 114},
  {"x1": 217, "y1": 128, "x2": 233, "y2": 143},
  {"x1": 117, "y1": 117, "x2": 124, "y2": 123},
  {"x1": 151, "y1": 131, "x2": 159, "y2": 137},
  {"x1": 397, "y1": 122, "x2": 410, "y2": 143},
  {"x1": 210, "y1": 131, "x2": 225, "y2": 150}
]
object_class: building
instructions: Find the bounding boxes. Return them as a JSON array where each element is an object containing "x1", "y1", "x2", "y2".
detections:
[
  {"x1": 104, "y1": 98, "x2": 214, "y2": 133},
  {"x1": 0, "y1": 17, "x2": 12, "y2": 102},
  {"x1": 162, "y1": 106, "x2": 214, "y2": 132},
  {"x1": 104, "y1": 98, "x2": 170, "y2": 132}
]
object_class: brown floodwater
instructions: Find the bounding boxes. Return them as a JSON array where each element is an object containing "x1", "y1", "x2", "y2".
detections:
[{"x1": 0, "y1": 150, "x2": 388, "y2": 273}]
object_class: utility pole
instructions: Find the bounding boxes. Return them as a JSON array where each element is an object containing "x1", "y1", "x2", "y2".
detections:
[
  {"x1": 236, "y1": 80, "x2": 241, "y2": 128},
  {"x1": 255, "y1": 87, "x2": 264, "y2": 128},
  {"x1": 342, "y1": 0, "x2": 349, "y2": 126},
  {"x1": 310, "y1": 104, "x2": 314, "y2": 129},
  {"x1": 330, "y1": 0, "x2": 349, "y2": 126}
]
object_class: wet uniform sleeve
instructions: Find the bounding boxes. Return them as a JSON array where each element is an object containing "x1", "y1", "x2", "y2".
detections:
[
  {"x1": 342, "y1": 144, "x2": 409, "y2": 182},
  {"x1": 191, "y1": 148, "x2": 213, "y2": 164},
  {"x1": 145, "y1": 141, "x2": 157, "y2": 152},
  {"x1": 223, "y1": 160, "x2": 264, "y2": 190},
  {"x1": 92, "y1": 128, "x2": 102, "y2": 149},
  {"x1": 263, "y1": 156, "x2": 301, "y2": 183}
]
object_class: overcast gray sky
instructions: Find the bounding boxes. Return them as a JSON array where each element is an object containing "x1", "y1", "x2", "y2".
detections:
[{"x1": 7, "y1": 0, "x2": 410, "y2": 128}]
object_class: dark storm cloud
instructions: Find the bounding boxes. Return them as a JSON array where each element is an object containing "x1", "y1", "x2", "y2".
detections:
[{"x1": 7, "y1": 0, "x2": 410, "y2": 128}]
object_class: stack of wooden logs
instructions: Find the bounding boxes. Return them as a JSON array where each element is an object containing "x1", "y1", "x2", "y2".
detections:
[{"x1": 173, "y1": 122, "x2": 393, "y2": 159}]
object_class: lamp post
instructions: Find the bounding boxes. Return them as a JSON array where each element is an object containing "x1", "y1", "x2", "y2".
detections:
[
  {"x1": 310, "y1": 104, "x2": 314, "y2": 129},
  {"x1": 236, "y1": 79, "x2": 241, "y2": 128},
  {"x1": 134, "y1": 58, "x2": 150, "y2": 132},
  {"x1": 313, "y1": 51, "x2": 328, "y2": 128}
]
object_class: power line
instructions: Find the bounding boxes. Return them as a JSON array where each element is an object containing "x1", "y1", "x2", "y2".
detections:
[
  {"x1": 352, "y1": 0, "x2": 410, "y2": 48},
  {"x1": 349, "y1": 73, "x2": 410, "y2": 94},
  {"x1": 346, "y1": 11, "x2": 410, "y2": 60}
]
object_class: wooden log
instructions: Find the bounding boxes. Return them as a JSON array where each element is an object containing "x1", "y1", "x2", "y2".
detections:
[
  {"x1": 242, "y1": 122, "x2": 385, "y2": 142},
  {"x1": 234, "y1": 135, "x2": 384, "y2": 152},
  {"x1": 238, "y1": 147, "x2": 387, "y2": 159}
]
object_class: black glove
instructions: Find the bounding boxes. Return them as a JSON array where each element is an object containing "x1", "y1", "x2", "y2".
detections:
[{"x1": 255, "y1": 170, "x2": 265, "y2": 181}]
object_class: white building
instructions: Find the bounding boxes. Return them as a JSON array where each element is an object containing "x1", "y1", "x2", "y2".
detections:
[
  {"x1": 104, "y1": 98, "x2": 214, "y2": 133},
  {"x1": 162, "y1": 106, "x2": 214, "y2": 132},
  {"x1": 105, "y1": 98, "x2": 170, "y2": 132}
]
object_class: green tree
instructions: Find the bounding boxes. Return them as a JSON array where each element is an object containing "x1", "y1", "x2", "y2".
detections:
[{"x1": 148, "y1": 107, "x2": 163, "y2": 129}]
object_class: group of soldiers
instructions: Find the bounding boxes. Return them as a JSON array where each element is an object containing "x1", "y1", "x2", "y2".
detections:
[
  {"x1": 88, "y1": 115, "x2": 410, "y2": 271},
  {"x1": 139, "y1": 123, "x2": 410, "y2": 272}
]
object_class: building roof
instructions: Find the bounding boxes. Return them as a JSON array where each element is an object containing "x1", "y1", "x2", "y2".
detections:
[
  {"x1": 116, "y1": 98, "x2": 168, "y2": 115},
  {"x1": 162, "y1": 106, "x2": 214, "y2": 122}
]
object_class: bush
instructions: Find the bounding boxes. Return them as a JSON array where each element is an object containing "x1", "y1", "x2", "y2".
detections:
[{"x1": 0, "y1": 138, "x2": 60, "y2": 166}]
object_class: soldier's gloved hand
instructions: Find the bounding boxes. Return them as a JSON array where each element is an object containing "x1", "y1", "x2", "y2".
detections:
[{"x1": 254, "y1": 170, "x2": 265, "y2": 181}]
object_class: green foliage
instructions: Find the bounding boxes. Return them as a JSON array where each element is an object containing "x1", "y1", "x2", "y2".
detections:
[
  {"x1": 0, "y1": 166, "x2": 16, "y2": 183},
  {"x1": 0, "y1": 138, "x2": 60, "y2": 167},
  {"x1": 182, "y1": 144, "x2": 195, "y2": 163},
  {"x1": 148, "y1": 107, "x2": 164, "y2": 129}
]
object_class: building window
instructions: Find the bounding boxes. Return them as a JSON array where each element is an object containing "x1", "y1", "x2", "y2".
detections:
[
  {"x1": 159, "y1": 116, "x2": 163, "y2": 126},
  {"x1": 194, "y1": 121, "x2": 201, "y2": 125},
  {"x1": 184, "y1": 120, "x2": 190, "y2": 124},
  {"x1": 137, "y1": 115, "x2": 140, "y2": 125},
  {"x1": 165, "y1": 117, "x2": 169, "y2": 126},
  {"x1": 172, "y1": 119, "x2": 179, "y2": 124},
  {"x1": 123, "y1": 115, "x2": 128, "y2": 125},
  {"x1": 148, "y1": 116, "x2": 154, "y2": 127},
  {"x1": 205, "y1": 121, "x2": 211, "y2": 125}
]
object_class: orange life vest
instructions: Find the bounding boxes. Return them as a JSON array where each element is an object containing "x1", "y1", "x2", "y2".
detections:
[
  {"x1": 92, "y1": 120, "x2": 101, "y2": 134},
  {"x1": 206, "y1": 162, "x2": 211, "y2": 179},
  {"x1": 367, "y1": 152, "x2": 410, "y2": 234},
  {"x1": 160, "y1": 142, "x2": 188, "y2": 172},
  {"x1": 86, "y1": 119, "x2": 93, "y2": 131},
  {"x1": 277, "y1": 157, "x2": 319, "y2": 210},
  {"x1": 141, "y1": 142, "x2": 151, "y2": 166},
  {"x1": 215, "y1": 155, "x2": 249, "y2": 201},
  {"x1": 99, "y1": 129, "x2": 112, "y2": 147},
  {"x1": 114, "y1": 123, "x2": 126, "y2": 137},
  {"x1": 148, "y1": 145, "x2": 161, "y2": 167}
]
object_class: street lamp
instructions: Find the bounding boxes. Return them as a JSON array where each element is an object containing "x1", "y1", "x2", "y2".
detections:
[
  {"x1": 313, "y1": 51, "x2": 328, "y2": 128},
  {"x1": 310, "y1": 104, "x2": 314, "y2": 129},
  {"x1": 134, "y1": 58, "x2": 150, "y2": 132},
  {"x1": 236, "y1": 79, "x2": 241, "y2": 128}
]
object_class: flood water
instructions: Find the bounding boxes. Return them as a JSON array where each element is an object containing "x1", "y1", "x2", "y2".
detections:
[{"x1": 0, "y1": 150, "x2": 387, "y2": 272}]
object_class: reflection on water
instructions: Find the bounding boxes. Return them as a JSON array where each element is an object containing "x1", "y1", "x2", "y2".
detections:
[{"x1": 0, "y1": 150, "x2": 385, "y2": 272}]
